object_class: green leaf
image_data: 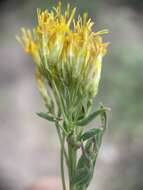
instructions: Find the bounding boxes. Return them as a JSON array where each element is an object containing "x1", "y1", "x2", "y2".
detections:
[
  {"x1": 36, "y1": 112, "x2": 55, "y2": 122},
  {"x1": 77, "y1": 139, "x2": 93, "y2": 170},
  {"x1": 96, "y1": 130, "x2": 103, "y2": 149},
  {"x1": 76, "y1": 108, "x2": 106, "y2": 126},
  {"x1": 76, "y1": 139, "x2": 97, "y2": 188},
  {"x1": 71, "y1": 167, "x2": 92, "y2": 186},
  {"x1": 77, "y1": 152, "x2": 90, "y2": 170},
  {"x1": 80, "y1": 128, "x2": 103, "y2": 141}
]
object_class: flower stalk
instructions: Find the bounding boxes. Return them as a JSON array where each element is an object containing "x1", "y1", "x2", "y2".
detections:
[{"x1": 17, "y1": 2, "x2": 109, "y2": 190}]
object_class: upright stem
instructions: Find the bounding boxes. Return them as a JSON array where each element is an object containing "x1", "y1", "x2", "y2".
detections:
[
  {"x1": 56, "y1": 121, "x2": 78, "y2": 190},
  {"x1": 68, "y1": 141, "x2": 77, "y2": 190},
  {"x1": 55, "y1": 123, "x2": 68, "y2": 190},
  {"x1": 56, "y1": 122, "x2": 68, "y2": 165},
  {"x1": 61, "y1": 136, "x2": 66, "y2": 190}
]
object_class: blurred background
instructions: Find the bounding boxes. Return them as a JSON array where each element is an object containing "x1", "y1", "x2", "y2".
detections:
[{"x1": 0, "y1": 0, "x2": 143, "y2": 189}]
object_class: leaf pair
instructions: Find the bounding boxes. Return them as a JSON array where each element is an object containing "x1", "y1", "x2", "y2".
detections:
[{"x1": 71, "y1": 105, "x2": 108, "y2": 189}]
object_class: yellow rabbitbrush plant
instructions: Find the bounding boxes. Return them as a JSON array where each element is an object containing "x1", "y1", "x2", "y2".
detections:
[{"x1": 17, "y1": 2, "x2": 109, "y2": 190}]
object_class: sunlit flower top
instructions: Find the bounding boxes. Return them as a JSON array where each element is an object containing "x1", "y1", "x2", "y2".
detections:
[{"x1": 17, "y1": 2, "x2": 109, "y2": 120}]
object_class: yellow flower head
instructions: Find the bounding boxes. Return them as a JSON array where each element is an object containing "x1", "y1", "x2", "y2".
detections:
[{"x1": 17, "y1": 2, "x2": 109, "y2": 119}]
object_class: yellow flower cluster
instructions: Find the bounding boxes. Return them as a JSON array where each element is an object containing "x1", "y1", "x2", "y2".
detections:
[{"x1": 17, "y1": 3, "x2": 108, "y2": 118}]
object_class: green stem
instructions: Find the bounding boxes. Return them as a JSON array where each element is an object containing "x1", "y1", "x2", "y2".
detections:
[
  {"x1": 68, "y1": 141, "x2": 77, "y2": 190},
  {"x1": 55, "y1": 122, "x2": 69, "y2": 190},
  {"x1": 55, "y1": 122, "x2": 68, "y2": 165},
  {"x1": 61, "y1": 136, "x2": 66, "y2": 190}
]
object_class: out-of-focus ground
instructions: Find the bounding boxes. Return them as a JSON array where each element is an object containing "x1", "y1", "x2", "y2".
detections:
[{"x1": 0, "y1": 0, "x2": 143, "y2": 190}]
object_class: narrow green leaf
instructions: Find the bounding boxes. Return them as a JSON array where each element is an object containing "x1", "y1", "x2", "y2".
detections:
[
  {"x1": 96, "y1": 132, "x2": 103, "y2": 150},
  {"x1": 76, "y1": 108, "x2": 106, "y2": 126},
  {"x1": 80, "y1": 128, "x2": 103, "y2": 141},
  {"x1": 36, "y1": 112, "x2": 55, "y2": 122}
]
